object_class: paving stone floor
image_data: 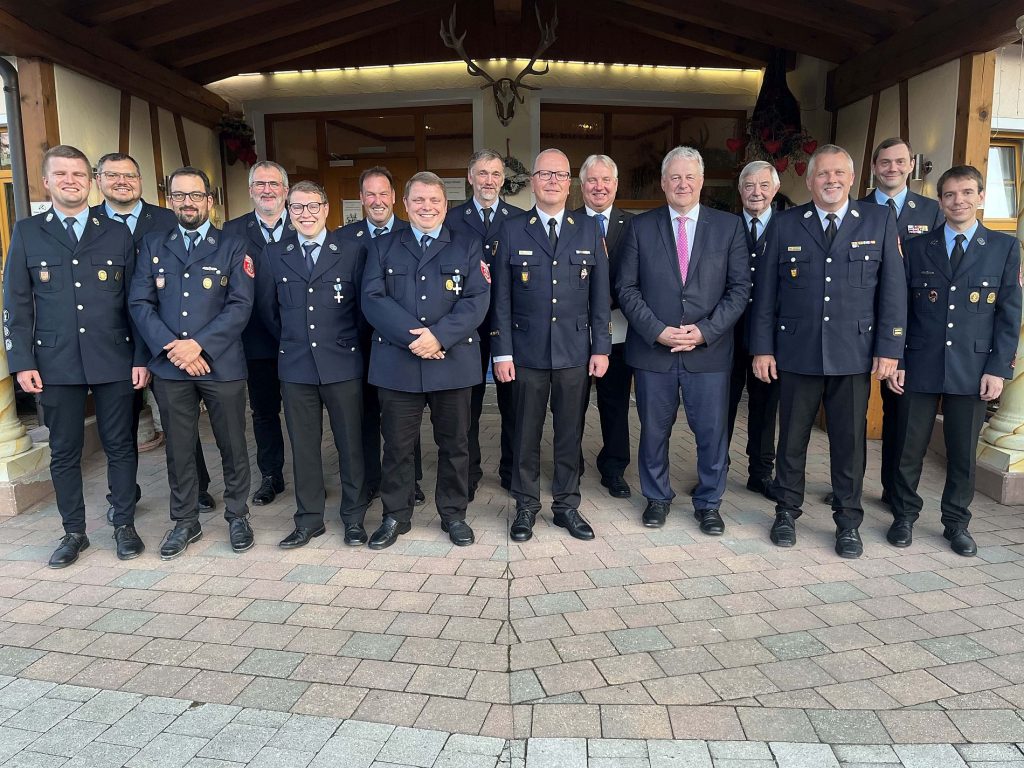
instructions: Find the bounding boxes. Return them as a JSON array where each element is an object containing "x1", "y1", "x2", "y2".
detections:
[{"x1": 0, "y1": 389, "x2": 1023, "y2": 765}]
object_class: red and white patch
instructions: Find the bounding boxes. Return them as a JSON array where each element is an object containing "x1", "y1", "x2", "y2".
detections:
[
  {"x1": 243, "y1": 254, "x2": 255, "y2": 278},
  {"x1": 480, "y1": 260, "x2": 491, "y2": 284}
]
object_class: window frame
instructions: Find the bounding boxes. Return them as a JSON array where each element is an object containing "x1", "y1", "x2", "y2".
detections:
[{"x1": 984, "y1": 136, "x2": 1022, "y2": 232}]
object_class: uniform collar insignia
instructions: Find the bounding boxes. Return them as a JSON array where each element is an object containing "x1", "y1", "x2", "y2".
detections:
[
  {"x1": 207, "y1": 236, "x2": 216, "y2": 245},
  {"x1": 502, "y1": 208, "x2": 508, "y2": 215},
  {"x1": 851, "y1": 209, "x2": 860, "y2": 217},
  {"x1": 286, "y1": 243, "x2": 295, "y2": 251},
  {"x1": 566, "y1": 216, "x2": 574, "y2": 225},
  {"x1": 329, "y1": 243, "x2": 338, "y2": 251},
  {"x1": 45, "y1": 213, "x2": 53, "y2": 222},
  {"x1": 529, "y1": 216, "x2": 537, "y2": 224},
  {"x1": 356, "y1": 230, "x2": 364, "y2": 237},
  {"x1": 977, "y1": 237, "x2": 986, "y2": 245},
  {"x1": 91, "y1": 218, "x2": 100, "y2": 226},
  {"x1": 803, "y1": 211, "x2": 812, "y2": 219},
  {"x1": 907, "y1": 200, "x2": 916, "y2": 208},
  {"x1": 170, "y1": 232, "x2": 178, "y2": 240}
]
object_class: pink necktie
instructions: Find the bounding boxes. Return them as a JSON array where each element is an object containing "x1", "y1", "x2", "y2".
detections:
[{"x1": 676, "y1": 216, "x2": 689, "y2": 284}]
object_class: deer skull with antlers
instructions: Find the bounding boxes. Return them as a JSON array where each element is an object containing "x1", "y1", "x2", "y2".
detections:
[{"x1": 441, "y1": 5, "x2": 558, "y2": 127}]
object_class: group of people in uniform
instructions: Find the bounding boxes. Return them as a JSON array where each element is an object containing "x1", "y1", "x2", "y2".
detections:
[{"x1": 3, "y1": 135, "x2": 1018, "y2": 570}]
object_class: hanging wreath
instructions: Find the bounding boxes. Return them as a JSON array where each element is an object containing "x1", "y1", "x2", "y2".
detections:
[
  {"x1": 503, "y1": 155, "x2": 530, "y2": 196},
  {"x1": 218, "y1": 114, "x2": 258, "y2": 167}
]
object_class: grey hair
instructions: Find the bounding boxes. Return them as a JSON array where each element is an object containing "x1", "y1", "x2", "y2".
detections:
[
  {"x1": 661, "y1": 146, "x2": 704, "y2": 177},
  {"x1": 579, "y1": 154, "x2": 619, "y2": 181},
  {"x1": 738, "y1": 160, "x2": 780, "y2": 189},
  {"x1": 248, "y1": 160, "x2": 289, "y2": 188},
  {"x1": 533, "y1": 148, "x2": 570, "y2": 170},
  {"x1": 468, "y1": 149, "x2": 504, "y2": 171},
  {"x1": 807, "y1": 144, "x2": 854, "y2": 177}
]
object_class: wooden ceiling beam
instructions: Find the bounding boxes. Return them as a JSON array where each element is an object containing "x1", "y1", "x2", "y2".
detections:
[
  {"x1": 154, "y1": 0, "x2": 402, "y2": 68},
  {"x1": 493, "y1": 0, "x2": 522, "y2": 24},
  {"x1": 0, "y1": 1, "x2": 226, "y2": 126},
  {"x1": 591, "y1": 0, "x2": 773, "y2": 68},
  {"x1": 74, "y1": 0, "x2": 174, "y2": 25},
  {"x1": 705, "y1": 0, "x2": 897, "y2": 43},
  {"x1": 187, "y1": 0, "x2": 450, "y2": 83},
  {"x1": 829, "y1": 0, "x2": 1022, "y2": 110},
  {"x1": 118, "y1": 0, "x2": 283, "y2": 50},
  {"x1": 616, "y1": 0, "x2": 865, "y2": 62}
]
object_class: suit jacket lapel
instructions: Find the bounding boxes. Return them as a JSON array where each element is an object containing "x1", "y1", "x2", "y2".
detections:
[
  {"x1": 419, "y1": 227, "x2": 451, "y2": 269},
  {"x1": 553, "y1": 211, "x2": 581, "y2": 258},
  {"x1": 76, "y1": 213, "x2": 102, "y2": 252},
  {"x1": 660, "y1": 207, "x2": 684, "y2": 291},
  {"x1": 41, "y1": 213, "x2": 75, "y2": 254},
  {"x1": 953, "y1": 224, "x2": 989, "y2": 280},
  {"x1": 310, "y1": 234, "x2": 344, "y2": 281},
  {"x1": 605, "y1": 207, "x2": 626, "y2": 253},
  {"x1": 279, "y1": 241, "x2": 308, "y2": 280},
  {"x1": 797, "y1": 203, "x2": 827, "y2": 251},
  {"x1": 923, "y1": 235, "x2": 952, "y2": 279},
  {"x1": 687, "y1": 212, "x2": 710, "y2": 276},
  {"x1": 460, "y1": 203, "x2": 487, "y2": 239},
  {"x1": 832, "y1": 202, "x2": 863, "y2": 253},
  {"x1": 525, "y1": 209, "x2": 554, "y2": 257}
]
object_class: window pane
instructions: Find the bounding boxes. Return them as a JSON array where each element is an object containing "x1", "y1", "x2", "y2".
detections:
[
  {"x1": 272, "y1": 119, "x2": 317, "y2": 175},
  {"x1": 424, "y1": 110, "x2": 473, "y2": 168},
  {"x1": 540, "y1": 111, "x2": 604, "y2": 169},
  {"x1": 985, "y1": 145, "x2": 1018, "y2": 219},
  {"x1": 0, "y1": 129, "x2": 10, "y2": 171},
  {"x1": 610, "y1": 114, "x2": 674, "y2": 200},
  {"x1": 327, "y1": 113, "x2": 415, "y2": 158}
]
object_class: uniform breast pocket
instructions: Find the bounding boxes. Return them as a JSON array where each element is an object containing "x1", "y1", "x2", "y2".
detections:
[
  {"x1": 967, "y1": 275, "x2": 999, "y2": 313},
  {"x1": 910, "y1": 277, "x2": 941, "y2": 311},
  {"x1": 27, "y1": 255, "x2": 62, "y2": 292},
  {"x1": 779, "y1": 253, "x2": 809, "y2": 288},
  {"x1": 512, "y1": 254, "x2": 540, "y2": 290},
  {"x1": 569, "y1": 252, "x2": 594, "y2": 290},
  {"x1": 276, "y1": 278, "x2": 301, "y2": 308},
  {"x1": 91, "y1": 254, "x2": 125, "y2": 291},
  {"x1": 848, "y1": 248, "x2": 881, "y2": 288},
  {"x1": 323, "y1": 274, "x2": 354, "y2": 306},
  {"x1": 385, "y1": 264, "x2": 408, "y2": 301},
  {"x1": 439, "y1": 261, "x2": 469, "y2": 302}
]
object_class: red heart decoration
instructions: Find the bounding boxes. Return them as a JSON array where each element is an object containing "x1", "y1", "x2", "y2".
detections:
[
  {"x1": 764, "y1": 140, "x2": 782, "y2": 155},
  {"x1": 725, "y1": 137, "x2": 745, "y2": 153},
  {"x1": 795, "y1": 161, "x2": 807, "y2": 176},
  {"x1": 802, "y1": 140, "x2": 818, "y2": 155},
  {"x1": 774, "y1": 158, "x2": 790, "y2": 173}
]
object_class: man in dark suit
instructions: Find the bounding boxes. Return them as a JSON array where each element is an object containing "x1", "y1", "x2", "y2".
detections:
[
  {"x1": 617, "y1": 146, "x2": 749, "y2": 536},
  {"x1": 92, "y1": 152, "x2": 214, "y2": 522},
  {"x1": 361, "y1": 172, "x2": 490, "y2": 549},
  {"x1": 222, "y1": 160, "x2": 293, "y2": 507},
  {"x1": 751, "y1": 145, "x2": 907, "y2": 559},
  {"x1": 887, "y1": 165, "x2": 1021, "y2": 556},
  {"x1": 445, "y1": 149, "x2": 524, "y2": 499},
  {"x1": 4, "y1": 145, "x2": 148, "y2": 567},
  {"x1": 728, "y1": 161, "x2": 781, "y2": 500},
  {"x1": 130, "y1": 167, "x2": 255, "y2": 560},
  {"x1": 854, "y1": 138, "x2": 944, "y2": 507},
  {"x1": 338, "y1": 166, "x2": 425, "y2": 507},
  {"x1": 255, "y1": 181, "x2": 368, "y2": 548},
  {"x1": 492, "y1": 149, "x2": 612, "y2": 542},
  {"x1": 574, "y1": 154, "x2": 635, "y2": 498}
]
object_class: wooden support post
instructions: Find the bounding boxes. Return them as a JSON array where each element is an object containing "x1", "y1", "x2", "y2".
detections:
[
  {"x1": 149, "y1": 102, "x2": 165, "y2": 206},
  {"x1": 858, "y1": 92, "x2": 880, "y2": 199},
  {"x1": 173, "y1": 113, "x2": 190, "y2": 167},
  {"x1": 952, "y1": 52, "x2": 996, "y2": 177},
  {"x1": 17, "y1": 58, "x2": 59, "y2": 201},
  {"x1": 898, "y1": 79, "x2": 909, "y2": 141},
  {"x1": 118, "y1": 91, "x2": 132, "y2": 154}
]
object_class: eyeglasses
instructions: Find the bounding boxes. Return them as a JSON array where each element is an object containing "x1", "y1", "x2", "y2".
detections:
[
  {"x1": 99, "y1": 172, "x2": 140, "y2": 182},
  {"x1": 169, "y1": 191, "x2": 210, "y2": 203},
  {"x1": 252, "y1": 181, "x2": 284, "y2": 189},
  {"x1": 532, "y1": 170, "x2": 571, "y2": 182},
  {"x1": 288, "y1": 202, "x2": 324, "y2": 214}
]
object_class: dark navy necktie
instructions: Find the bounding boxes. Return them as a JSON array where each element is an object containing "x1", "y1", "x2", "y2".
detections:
[{"x1": 65, "y1": 217, "x2": 79, "y2": 247}]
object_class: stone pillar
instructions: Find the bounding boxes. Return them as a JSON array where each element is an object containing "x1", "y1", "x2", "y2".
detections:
[
  {"x1": 0, "y1": 282, "x2": 53, "y2": 517},
  {"x1": 975, "y1": 213, "x2": 1024, "y2": 502}
]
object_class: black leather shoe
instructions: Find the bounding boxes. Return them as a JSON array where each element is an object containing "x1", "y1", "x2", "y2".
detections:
[
  {"x1": 49, "y1": 533, "x2": 89, "y2": 569},
  {"x1": 344, "y1": 523, "x2": 368, "y2": 546},
  {"x1": 113, "y1": 525, "x2": 145, "y2": 560},
  {"x1": 823, "y1": 491, "x2": 835, "y2": 505},
  {"x1": 835, "y1": 527, "x2": 863, "y2": 559},
  {"x1": 770, "y1": 512, "x2": 797, "y2": 547},
  {"x1": 368, "y1": 516, "x2": 411, "y2": 550},
  {"x1": 198, "y1": 491, "x2": 216, "y2": 513},
  {"x1": 510, "y1": 508, "x2": 537, "y2": 542},
  {"x1": 642, "y1": 499, "x2": 670, "y2": 528},
  {"x1": 746, "y1": 476, "x2": 775, "y2": 500},
  {"x1": 253, "y1": 476, "x2": 279, "y2": 506},
  {"x1": 441, "y1": 519, "x2": 475, "y2": 546},
  {"x1": 414, "y1": 483, "x2": 426, "y2": 506},
  {"x1": 886, "y1": 520, "x2": 913, "y2": 548},
  {"x1": 600, "y1": 476, "x2": 632, "y2": 499},
  {"x1": 279, "y1": 526, "x2": 325, "y2": 549},
  {"x1": 694, "y1": 508, "x2": 725, "y2": 536},
  {"x1": 553, "y1": 509, "x2": 594, "y2": 540},
  {"x1": 160, "y1": 522, "x2": 202, "y2": 560},
  {"x1": 944, "y1": 527, "x2": 977, "y2": 557},
  {"x1": 229, "y1": 517, "x2": 255, "y2": 552}
]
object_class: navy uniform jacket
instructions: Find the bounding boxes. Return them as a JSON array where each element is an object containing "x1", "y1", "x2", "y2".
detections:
[
  {"x1": 740, "y1": 215, "x2": 775, "y2": 349},
  {"x1": 361, "y1": 224, "x2": 489, "y2": 393},
  {"x1": 492, "y1": 209, "x2": 612, "y2": 369},
  {"x1": 129, "y1": 226, "x2": 253, "y2": 382},
  {"x1": 222, "y1": 211, "x2": 298, "y2": 360},
  {"x1": 255, "y1": 230, "x2": 366, "y2": 386},
  {"x1": 3, "y1": 210, "x2": 145, "y2": 385},
  {"x1": 750, "y1": 199, "x2": 906, "y2": 375},
  {"x1": 902, "y1": 224, "x2": 1021, "y2": 394},
  {"x1": 616, "y1": 205, "x2": 749, "y2": 374},
  {"x1": 91, "y1": 200, "x2": 178, "y2": 246},
  {"x1": 858, "y1": 190, "x2": 942, "y2": 244},
  {"x1": 572, "y1": 206, "x2": 634, "y2": 311}
]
